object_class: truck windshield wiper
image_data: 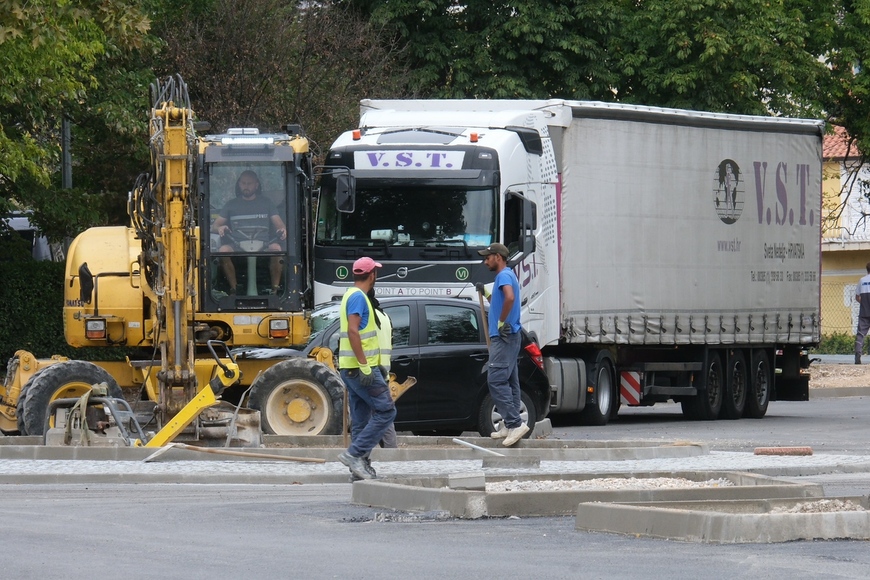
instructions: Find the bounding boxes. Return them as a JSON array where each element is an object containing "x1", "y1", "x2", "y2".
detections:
[{"x1": 421, "y1": 238, "x2": 471, "y2": 257}]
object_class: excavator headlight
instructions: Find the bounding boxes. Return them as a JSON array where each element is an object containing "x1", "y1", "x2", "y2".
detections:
[
  {"x1": 269, "y1": 318, "x2": 290, "y2": 339},
  {"x1": 85, "y1": 318, "x2": 107, "y2": 340}
]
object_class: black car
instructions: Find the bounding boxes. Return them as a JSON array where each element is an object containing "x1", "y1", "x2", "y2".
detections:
[{"x1": 241, "y1": 296, "x2": 550, "y2": 437}]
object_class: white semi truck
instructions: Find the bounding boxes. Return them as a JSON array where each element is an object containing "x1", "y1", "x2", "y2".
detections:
[{"x1": 315, "y1": 100, "x2": 823, "y2": 424}]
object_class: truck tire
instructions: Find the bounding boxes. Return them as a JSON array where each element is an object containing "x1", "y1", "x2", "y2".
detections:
[
  {"x1": 744, "y1": 350, "x2": 771, "y2": 418},
  {"x1": 17, "y1": 361, "x2": 122, "y2": 436},
  {"x1": 721, "y1": 349, "x2": 748, "y2": 419},
  {"x1": 248, "y1": 358, "x2": 344, "y2": 436},
  {"x1": 477, "y1": 391, "x2": 536, "y2": 438},
  {"x1": 579, "y1": 356, "x2": 615, "y2": 426},
  {"x1": 682, "y1": 352, "x2": 723, "y2": 420}
]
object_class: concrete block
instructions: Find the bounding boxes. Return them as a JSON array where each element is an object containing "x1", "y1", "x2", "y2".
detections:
[
  {"x1": 448, "y1": 471, "x2": 486, "y2": 490},
  {"x1": 576, "y1": 496, "x2": 870, "y2": 543}
]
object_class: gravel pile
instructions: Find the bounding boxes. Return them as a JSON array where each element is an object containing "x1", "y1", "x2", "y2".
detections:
[
  {"x1": 770, "y1": 499, "x2": 867, "y2": 514},
  {"x1": 485, "y1": 476, "x2": 734, "y2": 492}
]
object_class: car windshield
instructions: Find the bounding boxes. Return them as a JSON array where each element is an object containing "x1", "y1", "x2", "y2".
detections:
[{"x1": 307, "y1": 302, "x2": 341, "y2": 344}]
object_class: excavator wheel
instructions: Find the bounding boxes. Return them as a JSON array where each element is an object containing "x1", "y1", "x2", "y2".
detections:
[
  {"x1": 248, "y1": 358, "x2": 344, "y2": 436},
  {"x1": 16, "y1": 361, "x2": 123, "y2": 436}
]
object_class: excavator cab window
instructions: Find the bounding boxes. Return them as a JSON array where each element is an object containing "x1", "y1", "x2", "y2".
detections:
[{"x1": 203, "y1": 161, "x2": 295, "y2": 306}]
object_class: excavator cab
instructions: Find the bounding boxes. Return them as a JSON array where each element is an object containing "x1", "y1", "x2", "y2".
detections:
[{"x1": 199, "y1": 130, "x2": 311, "y2": 315}]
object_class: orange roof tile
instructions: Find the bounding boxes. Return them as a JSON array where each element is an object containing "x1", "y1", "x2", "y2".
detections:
[{"x1": 824, "y1": 126, "x2": 862, "y2": 160}]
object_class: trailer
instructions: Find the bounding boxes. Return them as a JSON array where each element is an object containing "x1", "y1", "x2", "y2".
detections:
[{"x1": 315, "y1": 100, "x2": 823, "y2": 423}]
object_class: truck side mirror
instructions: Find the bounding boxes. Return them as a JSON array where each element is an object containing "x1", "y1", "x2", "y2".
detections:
[
  {"x1": 335, "y1": 174, "x2": 356, "y2": 213},
  {"x1": 79, "y1": 262, "x2": 94, "y2": 304}
]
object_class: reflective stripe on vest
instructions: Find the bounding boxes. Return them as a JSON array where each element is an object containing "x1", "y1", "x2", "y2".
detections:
[{"x1": 338, "y1": 287, "x2": 380, "y2": 369}]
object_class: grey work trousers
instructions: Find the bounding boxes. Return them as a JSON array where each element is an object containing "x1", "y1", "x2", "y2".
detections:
[{"x1": 487, "y1": 331, "x2": 523, "y2": 429}]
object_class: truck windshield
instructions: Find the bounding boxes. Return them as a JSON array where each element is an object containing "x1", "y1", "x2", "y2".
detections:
[{"x1": 316, "y1": 186, "x2": 496, "y2": 247}]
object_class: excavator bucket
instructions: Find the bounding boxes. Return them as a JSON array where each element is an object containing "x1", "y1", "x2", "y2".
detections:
[{"x1": 388, "y1": 372, "x2": 416, "y2": 401}]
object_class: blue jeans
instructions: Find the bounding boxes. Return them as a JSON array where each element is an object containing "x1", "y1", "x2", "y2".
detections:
[
  {"x1": 341, "y1": 367, "x2": 397, "y2": 458},
  {"x1": 487, "y1": 331, "x2": 523, "y2": 429}
]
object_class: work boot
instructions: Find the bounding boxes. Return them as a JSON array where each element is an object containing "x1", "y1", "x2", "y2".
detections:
[
  {"x1": 338, "y1": 451, "x2": 373, "y2": 480},
  {"x1": 502, "y1": 423, "x2": 530, "y2": 447},
  {"x1": 490, "y1": 425, "x2": 509, "y2": 439},
  {"x1": 857, "y1": 354, "x2": 862, "y2": 365},
  {"x1": 362, "y1": 456, "x2": 377, "y2": 478}
]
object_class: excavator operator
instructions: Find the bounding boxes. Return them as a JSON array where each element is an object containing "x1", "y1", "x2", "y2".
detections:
[{"x1": 212, "y1": 170, "x2": 287, "y2": 295}]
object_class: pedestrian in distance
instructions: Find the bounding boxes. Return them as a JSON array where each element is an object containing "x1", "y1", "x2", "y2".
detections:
[
  {"x1": 337, "y1": 256, "x2": 396, "y2": 480},
  {"x1": 475, "y1": 242, "x2": 529, "y2": 446},
  {"x1": 855, "y1": 262, "x2": 870, "y2": 364}
]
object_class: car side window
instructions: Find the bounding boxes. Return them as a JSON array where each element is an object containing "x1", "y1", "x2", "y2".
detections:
[
  {"x1": 382, "y1": 305, "x2": 410, "y2": 347},
  {"x1": 424, "y1": 305, "x2": 479, "y2": 345}
]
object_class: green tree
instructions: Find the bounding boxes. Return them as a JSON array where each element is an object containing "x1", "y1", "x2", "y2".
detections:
[
  {"x1": 613, "y1": 0, "x2": 831, "y2": 117},
  {"x1": 0, "y1": 0, "x2": 152, "y2": 239},
  {"x1": 153, "y1": 0, "x2": 409, "y2": 155},
  {"x1": 350, "y1": 0, "x2": 622, "y2": 99}
]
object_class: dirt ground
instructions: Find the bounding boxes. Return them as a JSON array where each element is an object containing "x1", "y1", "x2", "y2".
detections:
[{"x1": 810, "y1": 363, "x2": 870, "y2": 389}]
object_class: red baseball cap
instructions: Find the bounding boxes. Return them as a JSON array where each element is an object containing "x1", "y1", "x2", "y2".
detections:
[{"x1": 352, "y1": 256, "x2": 383, "y2": 274}]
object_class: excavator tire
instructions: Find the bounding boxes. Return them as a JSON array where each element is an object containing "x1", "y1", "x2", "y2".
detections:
[
  {"x1": 17, "y1": 361, "x2": 122, "y2": 436},
  {"x1": 248, "y1": 358, "x2": 344, "y2": 436}
]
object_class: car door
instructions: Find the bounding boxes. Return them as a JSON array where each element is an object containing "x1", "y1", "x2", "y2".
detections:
[
  {"x1": 380, "y1": 303, "x2": 419, "y2": 421},
  {"x1": 412, "y1": 302, "x2": 488, "y2": 423}
]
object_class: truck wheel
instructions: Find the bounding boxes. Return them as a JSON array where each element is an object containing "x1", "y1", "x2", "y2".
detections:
[
  {"x1": 17, "y1": 361, "x2": 122, "y2": 436},
  {"x1": 683, "y1": 352, "x2": 723, "y2": 420},
  {"x1": 248, "y1": 358, "x2": 344, "y2": 436},
  {"x1": 721, "y1": 350, "x2": 748, "y2": 419},
  {"x1": 744, "y1": 350, "x2": 771, "y2": 418},
  {"x1": 579, "y1": 357, "x2": 615, "y2": 426},
  {"x1": 477, "y1": 391, "x2": 536, "y2": 438}
]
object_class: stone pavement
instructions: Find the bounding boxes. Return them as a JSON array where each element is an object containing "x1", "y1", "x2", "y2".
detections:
[{"x1": 0, "y1": 447, "x2": 868, "y2": 485}]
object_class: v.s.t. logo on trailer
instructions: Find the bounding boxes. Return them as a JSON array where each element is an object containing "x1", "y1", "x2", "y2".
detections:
[{"x1": 713, "y1": 158, "x2": 816, "y2": 228}]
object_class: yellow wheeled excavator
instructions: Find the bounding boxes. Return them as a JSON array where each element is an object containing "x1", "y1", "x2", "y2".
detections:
[{"x1": 0, "y1": 76, "x2": 345, "y2": 444}]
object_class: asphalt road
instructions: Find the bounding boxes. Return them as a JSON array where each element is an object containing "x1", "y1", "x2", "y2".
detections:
[
  {"x1": 550, "y1": 396, "x2": 870, "y2": 455},
  {"x1": 5, "y1": 395, "x2": 870, "y2": 579}
]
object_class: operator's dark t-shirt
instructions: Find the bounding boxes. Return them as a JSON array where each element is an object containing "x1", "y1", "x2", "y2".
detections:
[{"x1": 219, "y1": 195, "x2": 278, "y2": 223}]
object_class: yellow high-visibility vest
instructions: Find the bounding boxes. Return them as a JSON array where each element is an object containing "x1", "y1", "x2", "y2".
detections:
[{"x1": 338, "y1": 287, "x2": 379, "y2": 369}]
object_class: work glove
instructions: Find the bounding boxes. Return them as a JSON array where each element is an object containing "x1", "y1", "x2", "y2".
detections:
[
  {"x1": 475, "y1": 282, "x2": 491, "y2": 298},
  {"x1": 498, "y1": 320, "x2": 511, "y2": 338},
  {"x1": 359, "y1": 364, "x2": 375, "y2": 387}
]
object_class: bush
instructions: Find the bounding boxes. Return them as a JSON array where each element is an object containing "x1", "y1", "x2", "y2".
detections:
[
  {"x1": 0, "y1": 262, "x2": 132, "y2": 375},
  {"x1": 811, "y1": 332, "x2": 855, "y2": 355}
]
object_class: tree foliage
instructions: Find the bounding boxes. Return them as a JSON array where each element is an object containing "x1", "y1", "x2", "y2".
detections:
[
  {"x1": 0, "y1": 0, "x2": 152, "y2": 239},
  {"x1": 154, "y1": 0, "x2": 409, "y2": 156}
]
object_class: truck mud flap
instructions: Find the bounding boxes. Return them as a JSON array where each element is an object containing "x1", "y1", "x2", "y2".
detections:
[{"x1": 773, "y1": 375, "x2": 809, "y2": 401}]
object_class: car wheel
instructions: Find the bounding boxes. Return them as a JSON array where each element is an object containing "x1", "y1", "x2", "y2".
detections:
[{"x1": 476, "y1": 390, "x2": 537, "y2": 437}]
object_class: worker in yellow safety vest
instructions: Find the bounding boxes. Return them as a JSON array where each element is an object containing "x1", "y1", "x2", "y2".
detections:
[{"x1": 336, "y1": 256, "x2": 396, "y2": 481}]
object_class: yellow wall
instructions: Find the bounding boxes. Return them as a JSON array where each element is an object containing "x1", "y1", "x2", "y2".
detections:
[{"x1": 821, "y1": 159, "x2": 870, "y2": 336}]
